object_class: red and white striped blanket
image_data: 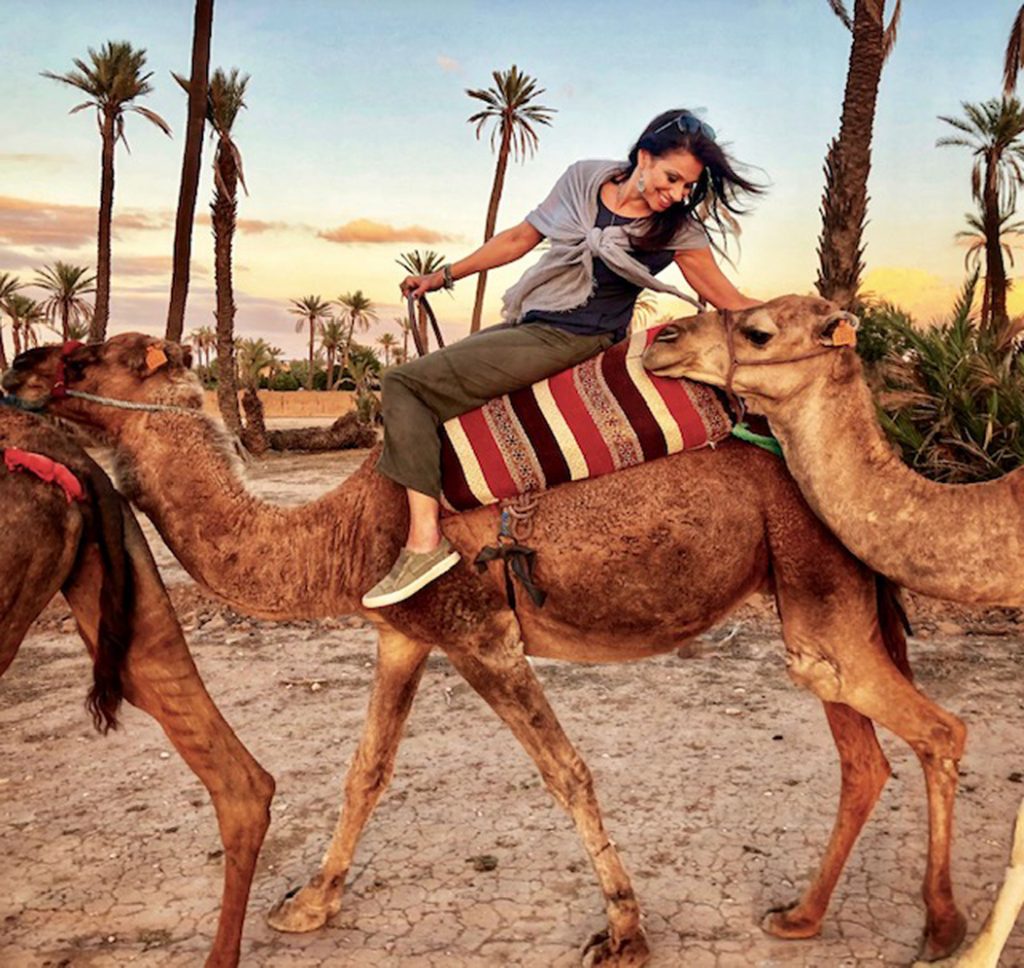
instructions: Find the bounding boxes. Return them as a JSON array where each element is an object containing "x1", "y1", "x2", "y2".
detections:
[{"x1": 439, "y1": 326, "x2": 732, "y2": 512}]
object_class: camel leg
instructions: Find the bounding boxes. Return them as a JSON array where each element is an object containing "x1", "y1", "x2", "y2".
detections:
[
  {"x1": 442, "y1": 618, "x2": 649, "y2": 968},
  {"x1": 780, "y1": 595, "x2": 967, "y2": 962},
  {"x1": 65, "y1": 519, "x2": 274, "y2": 968},
  {"x1": 763, "y1": 701, "x2": 891, "y2": 938},
  {"x1": 267, "y1": 625, "x2": 432, "y2": 933},
  {"x1": 953, "y1": 797, "x2": 1024, "y2": 968}
]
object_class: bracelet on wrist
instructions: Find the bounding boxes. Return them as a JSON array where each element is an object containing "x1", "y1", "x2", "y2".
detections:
[{"x1": 441, "y1": 263, "x2": 455, "y2": 290}]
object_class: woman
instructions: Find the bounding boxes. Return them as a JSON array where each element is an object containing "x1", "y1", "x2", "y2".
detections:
[{"x1": 363, "y1": 108, "x2": 763, "y2": 608}]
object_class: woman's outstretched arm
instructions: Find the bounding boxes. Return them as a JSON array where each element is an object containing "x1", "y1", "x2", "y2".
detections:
[{"x1": 402, "y1": 221, "x2": 544, "y2": 297}]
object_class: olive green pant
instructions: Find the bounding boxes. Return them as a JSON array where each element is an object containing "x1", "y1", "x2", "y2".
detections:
[{"x1": 377, "y1": 323, "x2": 617, "y2": 498}]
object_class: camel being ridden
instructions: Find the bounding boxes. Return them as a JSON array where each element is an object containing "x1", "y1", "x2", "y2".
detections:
[
  {"x1": 3, "y1": 336, "x2": 971, "y2": 965},
  {"x1": 0, "y1": 406, "x2": 274, "y2": 968},
  {"x1": 642, "y1": 292, "x2": 1024, "y2": 968}
]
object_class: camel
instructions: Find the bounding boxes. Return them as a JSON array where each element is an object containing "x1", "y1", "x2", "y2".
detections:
[
  {"x1": 0, "y1": 405, "x2": 274, "y2": 968},
  {"x1": 642, "y1": 292, "x2": 1024, "y2": 967},
  {"x1": 2, "y1": 335, "x2": 972, "y2": 966}
]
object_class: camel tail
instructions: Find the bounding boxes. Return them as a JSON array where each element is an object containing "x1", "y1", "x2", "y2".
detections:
[
  {"x1": 81, "y1": 464, "x2": 134, "y2": 734},
  {"x1": 876, "y1": 575, "x2": 913, "y2": 681}
]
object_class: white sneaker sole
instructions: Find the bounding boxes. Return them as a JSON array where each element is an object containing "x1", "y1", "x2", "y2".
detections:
[{"x1": 361, "y1": 551, "x2": 461, "y2": 609}]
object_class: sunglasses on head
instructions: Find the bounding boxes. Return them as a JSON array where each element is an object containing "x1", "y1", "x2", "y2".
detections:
[{"x1": 653, "y1": 112, "x2": 716, "y2": 141}]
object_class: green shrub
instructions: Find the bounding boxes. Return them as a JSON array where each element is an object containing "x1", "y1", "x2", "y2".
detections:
[{"x1": 866, "y1": 273, "x2": 1024, "y2": 483}]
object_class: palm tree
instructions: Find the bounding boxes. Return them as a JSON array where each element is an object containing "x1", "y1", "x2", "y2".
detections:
[
  {"x1": 235, "y1": 337, "x2": 282, "y2": 389},
  {"x1": 43, "y1": 42, "x2": 172, "y2": 341},
  {"x1": 33, "y1": 262, "x2": 95, "y2": 341},
  {"x1": 188, "y1": 324, "x2": 216, "y2": 370},
  {"x1": 177, "y1": 65, "x2": 250, "y2": 432},
  {"x1": 334, "y1": 290, "x2": 378, "y2": 375},
  {"x1": 956, "y1": 206, "x2": 1024, "y2": 274},
  {"x1": 166, "y1": 0, "x2": 214, "y2": 342},
  {"x1": 816, "y1": 0, "x2": 902, "y2": 310},
  {"x1": 7, "y1": 295, "x2": 46, "y2": 355},
  {"x1": 0, "y1": 273, "x2": 24, "y2": 369},
  {"x1": 466, "y1": 65, "x2": 555, "y2": 332},
  {"x1": 394, "y1": 314, "x2": 412, "y2": 362},
  {"x1": 377, "y1": 332, "x2": 398, "y2": 367},
  {"x1": 396, "y1": 249, "x2": 445, "y2": 352},
  {"x1": 289, "y1": 295, "x2": 332, "y2": 390},
  {"x1": 318, "y1": 317, "x2": 345, "y2": 389},
  {"x1": 938, "y1": 97, "x2": 1024, "y2": 333}
]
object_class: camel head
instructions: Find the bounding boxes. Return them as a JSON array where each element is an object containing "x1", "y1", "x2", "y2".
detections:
[
  {"x1": 642, "y1": 294, "x2": 862, "y2": 414},
  {"x1": 2, "y1": 334, "x2": 200, "y2": 435}
]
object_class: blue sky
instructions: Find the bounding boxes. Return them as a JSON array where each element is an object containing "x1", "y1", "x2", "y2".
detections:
[{"x1": 2, "y1": 0, "x2": 1022, "y2": 356}]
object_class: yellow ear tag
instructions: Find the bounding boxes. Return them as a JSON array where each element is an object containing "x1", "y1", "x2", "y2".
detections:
[
  {"x1": 831, "y1": 319, "x2": 858, "y2": 347},
  {"x1": 145, "y1": 345, "x2": 168, "y2": 373}
]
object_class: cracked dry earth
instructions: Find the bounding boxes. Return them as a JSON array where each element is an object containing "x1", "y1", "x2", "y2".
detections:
[{"x1": 2, "y1": 448, "x2": 1024, "y2": 968}]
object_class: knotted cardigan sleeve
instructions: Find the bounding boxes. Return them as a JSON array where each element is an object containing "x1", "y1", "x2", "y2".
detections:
[{"x1": 501, "y1": 159, "x2": 708, "y2": 323}]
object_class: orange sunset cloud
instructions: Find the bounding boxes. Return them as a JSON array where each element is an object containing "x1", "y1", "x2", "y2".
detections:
[
  {"x1": 0, "y1": 196, "x2": 171, "y2": 248},
  {"x1": 318, "y1": 218, "x2": 456, "y2": 245}
]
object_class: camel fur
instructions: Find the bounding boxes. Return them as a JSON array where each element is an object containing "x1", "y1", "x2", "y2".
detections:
[
  {"x1": 643, "y1": 292, "x2": 1024, "y2": 968},
  {"x1": 0, "y1": 406, "x2": 273, "y2": 968},
  {"x1": 2, "y1": 335, "x2": 976, "y2": 965}
]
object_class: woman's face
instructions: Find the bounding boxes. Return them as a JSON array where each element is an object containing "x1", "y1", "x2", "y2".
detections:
[{"x1": 638, "y1": 148, "x2": 704, "y2": 212}]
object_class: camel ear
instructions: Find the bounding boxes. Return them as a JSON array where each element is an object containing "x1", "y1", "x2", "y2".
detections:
[{"x1": 818, "y1": 312, "x2": 859, "y2": 347}]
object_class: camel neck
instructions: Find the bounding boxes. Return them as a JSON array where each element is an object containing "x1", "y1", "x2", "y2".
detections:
[
  {"x1": 115, "y1": 411, "x2": 403, "y2": 618},
  {"x1": 763, "y1": 367, "x2": 1024, "y2": 605}
]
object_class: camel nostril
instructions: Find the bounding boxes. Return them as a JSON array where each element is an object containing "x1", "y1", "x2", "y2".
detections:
[{"x1": 655, "y1": 326, "x2": 680, "y2": 342}]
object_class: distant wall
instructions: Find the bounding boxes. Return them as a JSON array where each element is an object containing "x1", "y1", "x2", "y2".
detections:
[{"x1": 202, "y1": 390, "x2": 358, "y2": 418}]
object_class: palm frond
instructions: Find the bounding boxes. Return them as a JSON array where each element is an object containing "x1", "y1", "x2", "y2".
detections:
[{"x1": 826, "y1": 0, "x2": 853, "y2": 32}]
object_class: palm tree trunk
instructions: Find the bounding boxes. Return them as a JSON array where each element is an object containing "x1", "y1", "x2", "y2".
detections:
[
  {"x1": 166, "y1": 0, "x2": 214, "y2": 343},
  {"x1": 212, "y1": 158, "x2": 243, "y2": 434},
  {"x1": 470, "y1": 124, "x2": 513, "y2": 333},
  {"x1": 983, "y1": 155, "x2": 1009, "y2": 333},
  {"x1": 0, "y1": 324, "x2": 8, "y2": 369},
  {"x1": 92, "y1": 111, "x2": 116, "y2": 342},
  {"x1": 341, "y1": 320, "x2": 355, "y2": 375},
  {"x1": 815, "y1": 0, "x2": 886, "y2": 310},
  {"x1": 307, "y1": 322, "x2": 315, "y2": 390},
  {"x1": 12, "y1": 321, "x2": 21, "y2": 357},
  {"x1": 60, "y1": 302, "x2": 70, "y2": 342}
]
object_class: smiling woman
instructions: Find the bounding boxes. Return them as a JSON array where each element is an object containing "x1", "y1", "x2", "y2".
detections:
[{"x1": 363, "y1": 107, "x2": 766, "y2": 609}]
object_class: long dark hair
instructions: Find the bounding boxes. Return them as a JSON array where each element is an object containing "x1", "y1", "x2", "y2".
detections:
[{"x1": 613, "y1": 108, "x2": 765, "y2": 252}]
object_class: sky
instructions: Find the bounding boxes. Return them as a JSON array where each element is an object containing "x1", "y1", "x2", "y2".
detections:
[{"x1": 2, "y1": 0, "x2": 1023, "y2": 359}]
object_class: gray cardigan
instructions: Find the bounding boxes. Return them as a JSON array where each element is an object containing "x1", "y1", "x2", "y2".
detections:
[{"x1": 501, "y1": 159, "x2": 708, "y2": 324}]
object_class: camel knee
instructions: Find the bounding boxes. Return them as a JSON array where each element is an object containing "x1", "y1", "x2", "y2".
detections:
[
  {"x1": 784, "y1": 648, "x2": 843, "y2": 702},
  {"x1": 912, "y1": 714, "x2": 967, "y2": 765}
]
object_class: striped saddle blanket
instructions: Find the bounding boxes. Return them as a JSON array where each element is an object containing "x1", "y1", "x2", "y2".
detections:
[{"x1": 439, "y1": 326, "x2": 732, "y2": 512}]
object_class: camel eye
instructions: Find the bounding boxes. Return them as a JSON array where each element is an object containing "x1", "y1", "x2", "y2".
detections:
[{"x1": 743, "y1": 328, "x2": 773, "y2": 347}]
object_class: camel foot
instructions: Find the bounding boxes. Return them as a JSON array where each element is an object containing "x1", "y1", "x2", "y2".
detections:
[
  {"x1": 761, "y1": 902, "x2": 822, "y2": 940},
  {"x1": 581, "y1": 928, "x2": 650, "y2": 967},
  {"x1": 266, "y1": 883, "x2": 341, "y2": 934},
  {"x1": 917, "y1": 910, "x2": 968, "y2": 963}
]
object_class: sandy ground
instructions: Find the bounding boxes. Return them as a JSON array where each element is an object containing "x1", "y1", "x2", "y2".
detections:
[{"x1": 2, "y1": 444, "x2": 1024, "y2": 968}]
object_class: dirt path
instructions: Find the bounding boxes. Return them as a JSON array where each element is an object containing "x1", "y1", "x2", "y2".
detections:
[{"x1": 2, "y1": 449, "x2": 1023, "y2": 967}]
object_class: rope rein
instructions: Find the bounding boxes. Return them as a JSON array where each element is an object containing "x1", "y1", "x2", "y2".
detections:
[{"x1": 63, "y1": 389, "x2": 201, "y2": 416}]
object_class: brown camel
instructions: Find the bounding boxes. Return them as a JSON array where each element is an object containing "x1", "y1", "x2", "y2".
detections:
[
  {"x1": 3, "y1": 336, "x2": 972, "y2": 965},
  {"x1": 642, "y1": 293, "x2": 1024, "y2": 968},
  {"x1": 0, "y1": 405, "x2": 274, "y2": 968}
]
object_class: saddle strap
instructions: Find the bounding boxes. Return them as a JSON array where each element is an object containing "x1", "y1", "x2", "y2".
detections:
[{"x1": 474, "y1": 541, "x2": 547, "y2": 610}]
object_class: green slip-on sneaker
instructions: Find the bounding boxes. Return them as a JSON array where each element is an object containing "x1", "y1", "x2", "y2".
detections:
[{"x1": 361, "y1": 538, "x2": 461, "y2": 609}]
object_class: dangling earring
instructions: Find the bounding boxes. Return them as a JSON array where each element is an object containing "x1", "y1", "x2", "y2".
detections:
[{"x1": 637, "y1": 173, "x2": 646, "y2": 193}]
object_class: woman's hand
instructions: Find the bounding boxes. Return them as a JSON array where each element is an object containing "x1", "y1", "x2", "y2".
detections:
[{"x1": 400, "y1": 271, "x2": 445, "y2": 300}]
